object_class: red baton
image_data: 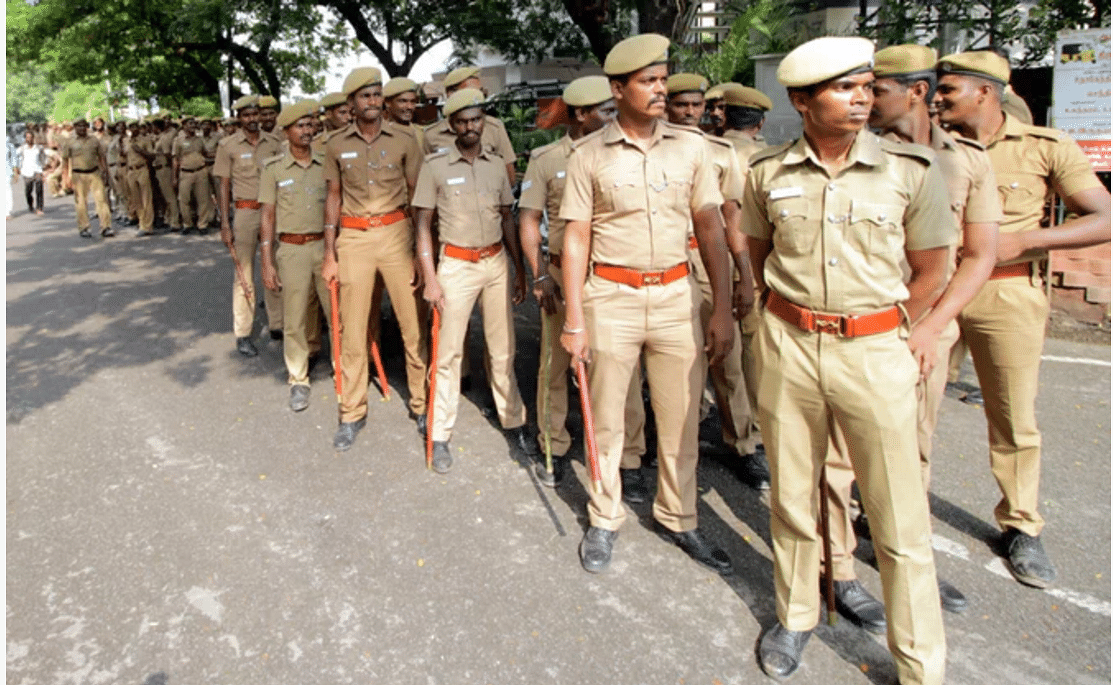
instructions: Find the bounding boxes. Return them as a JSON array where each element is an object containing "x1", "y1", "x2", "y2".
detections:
[
  {"x1": 575, "y1": 358, "x2": 603, "y2": 495},
  {"x1": 369, "y1": 339, "x2": 390, "y2": 400},
  {"x1": 227, "y1": 244, "x2": 253, "y2": 306},
  {"x1": 425, "y1": 307, "x2": 441, "y2": 470}
]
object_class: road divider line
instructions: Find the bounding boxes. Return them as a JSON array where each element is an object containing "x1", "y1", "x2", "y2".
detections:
[{"x1": 1041, "y1": 354, "x2": 1110, "y2": 367}]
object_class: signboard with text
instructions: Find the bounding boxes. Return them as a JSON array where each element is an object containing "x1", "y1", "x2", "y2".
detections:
[{"x1": 1052, "y1": 28, "x2": 1111, "y2": 172}]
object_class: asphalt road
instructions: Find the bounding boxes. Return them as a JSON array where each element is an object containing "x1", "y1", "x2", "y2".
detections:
[{"x1": 7, "y1": 192, "x2": 1111, "y2": 685}]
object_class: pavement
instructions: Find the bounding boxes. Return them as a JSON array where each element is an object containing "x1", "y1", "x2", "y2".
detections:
[{"x1": 6, "y1": 190, "x2": 1111, "y2": 685}]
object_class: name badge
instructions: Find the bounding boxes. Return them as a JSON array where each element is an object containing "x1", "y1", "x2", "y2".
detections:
[
  {"x1": 446, "y1": 177, "x2": 465, "y2": 186},
  {"x1": 555, "y1": 171, "x2": 565, "y2": 179},
  {"x1": 520, "y1": 180, "x2": 532, "y2": 190},
  {"x1": 768, "y1": 186, "x2": 803, "y2": 200},
  {"x1": 340, "y1": 151, "x2": 358, "y2": 159},
  {"x1": 278, "y1": 178, "x2": 295, "y2": 187},
  {"x1": 240, "y1": 152, "x2": 253, "y2": 159}
]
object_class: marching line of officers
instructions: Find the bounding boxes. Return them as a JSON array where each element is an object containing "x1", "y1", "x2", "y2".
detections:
[{"x1": 43, "y1": 31, "x2": 1111, "y2": 684}]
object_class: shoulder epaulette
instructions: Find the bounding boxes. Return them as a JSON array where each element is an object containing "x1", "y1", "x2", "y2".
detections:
[
  {"x1": 261, "y1": 153, "x2": 285, "y2": 167},
  {"x1": 529, "y1": 139, "x2": 562, "y2": 159},
  {"x1": 570, "y1": 127, "x2": 605, "y2": 151},
  {"x1": 385, "y1": 120, "x2": 416, "y2": 139},
  {"x1": 704, "y1": 133, "x2": 733, "y2": 150},
  {"x1": 748, "y1": 141, "x2": 793, "y2": 166},
  {"x1": 880, "y1": 137, "x2": 935, "y2": 165},
  {"x1": 662, "y1": 121, "x2": 703, "y2": 139},
  {"x1": 1024, "y1": 125, "x2": 1064, "y2": 142},
  {"x1": 423, "y1": 149, "x2": 449, "y2": 162},
  {"x1": 950, "y1": 134, "x2": 986, "y2": 152},
  {"x1": 484, "y1": 114, "x2": 507, "y2": 130}
]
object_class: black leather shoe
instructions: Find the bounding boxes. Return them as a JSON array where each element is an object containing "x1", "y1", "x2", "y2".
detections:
[
  {"x1": 657, "y1": 525, "x2": 733, "y2": 575},
  {"x1": 197, "y1": 227, "x2": 208, "y2": 236},
  {"x1": 533, "y1": 455, "x2": 566, "y2": 488},
  {"x1": 79, "y1": 228, "x2": 92, "y2": 238},
  {"x1": 758, "y1": 622, "x2": 812, "y2": 680},
  {"x1": 100, "y1": 227, "x2": 116, "y2": 237},
  {"x1": 738, "y1": 447, "x2": 771, "y2": 490},
  {"x1": 1002, "y1": 528, "x2": 1056, "y2": 588},
  {"x1": 507, "y1": 426, "x2": 539, "y2": 457},
  {"x1": 937, "y1": 578, "x2": 968, "y2": 613},
  {"x1": 413, "y1": 413, "x2": 427, "y2": 437},
  {"x1": 332, "y1": 417, "x2": 366, "y2": 451},
  {"x1": 235, "y1": 336, "x2": 258, "y2": 357},
  {"x1": 833, "y1": 579, "x2": 887, "y2": 635},
  {"x1": 620, "y1": 468, "x2": 649, "y2": 504},
  {"x1": 269, "y1": 329, "x2": 284, "y2": 341},
  {"x1": 431, "y1": 441, "x2": 452, "y2": 473},
  {"x1": 289, "y1": 384, "x2": 310, "y2": 412},
  {"x1": 579, "y1": 526, "x2": 617, "y2": 574}
]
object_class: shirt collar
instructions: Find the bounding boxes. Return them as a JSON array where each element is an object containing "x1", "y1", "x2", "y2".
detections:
[
  {"x1": 994, "y1": 112, "x2": 1026, "y2": 143},
  {"x1": 446, "y1": 142, "x2": 495, "y2": 165},
  {"x1": 281, "y1": 149, "x2": 323, "y2": 169},
  {"x1": 784, "y1": 129, "x2": 882, "y2": 168},
  {"x1": 602, "y1": 119, "x2": 674, "y2": 149}
]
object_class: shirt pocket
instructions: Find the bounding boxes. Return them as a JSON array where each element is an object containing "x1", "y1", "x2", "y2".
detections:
[
  {"x1": 995, "y1": 171, "x2": 1043, "y2": 219},
  {"x1": 768, "y1": 197, "x2": 817, "y2": 255},
  {"x1": 596, "y1": 163, "x2": 644, "y2": 214},
  {"x1": 663, "y1": 170, "x2": 693, "y2": 210},
  {"x1": 848, "y1": 200, "x2": 903, "y2": 255},
  {"x1": 338, "y1": 151, "x2": 366, "y2": 188}
]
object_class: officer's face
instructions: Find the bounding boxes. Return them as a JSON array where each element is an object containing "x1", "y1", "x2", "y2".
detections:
[
  {"x1": 260, "y1": 109, "x2": 278, "y2": 131},
  {"x1": 351, "y1": 85, "x2": 384, "y2": 124},
  {"x1": 238, "y1": 107, "x2": 260, "y2": 133},
  {"x1": 868, "y1": 77, "x2": 912, "y2": 130},
  {"x1": 201, "y1": 121, "x2": 213, "y2": 135},
  {"x1": 793, "y1": 71, "x2": 874, "y2": 137},
  {"x1": 612, "y1": 64, "x2": 669, "y2": 121},
  {"x1": 74, "y1": 122, "x2": 89, "y2": 137},
  {"x1": 387, "y1": 92, "x2": 418, "y2": 124},
  {"x1": 933, "y1": 74, "x2": 984, "y2": 128},
  {"x1": 326, "y1": 103, "x2": 351, "y2": 129},
  {"x1": 666, "y1": 92, "x2": 705, "y2": 127},
  {"x1": 582, "y1": 100, "x2": 618, "y2": 135},
  {"x1": 184, "y1": 120, "x2": 198, "y2": 135},
  {"x1": 286, "y1": 116, "x2": 316, "y2": 148},
  {"x1": 449, "y1": 107, "x2": 485, "y2": 146},
  {"x1": 707, "y1": 99, "x2": 725, "y2": 128}
]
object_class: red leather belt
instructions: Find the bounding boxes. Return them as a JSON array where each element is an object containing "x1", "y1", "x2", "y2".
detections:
[
  {"x1": 549, "y1": 253, "x2": 562, "y2": 269},
  {"x1": 989, "y1": 262, "x2": 1031, "y2": 280},
  {"x1": 688, "y1": 236, "x2": 698, "y2": 249},
  {"x1": 340, "y1": 209, "x2": 407, "y2": 229},
  {"x1": 444, "y1": 242, "x2": 503, "y2": 262},
  {"x1": 593, "y1": 262, "x2": 689, "y2": 288},
  {"x1": 765, "y1": 290, "x2": 901, "y2": 338},
  {"x1": 278, "y1": 232, "x2": 324, "y2": 245},
  {"x1": 235, "y1": 199, "x2": 262, "y2": 210}
]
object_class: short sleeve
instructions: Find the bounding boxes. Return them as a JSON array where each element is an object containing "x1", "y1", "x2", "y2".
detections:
[
  {"x1": 492, "y1": 122, "x2": 516, "y2": 167},
  {"x1": 257, "y1": 163, "x2": 277, "y2": 206},
  {"x1": 740, "y1": 168, "x2": 772, "y2": 240},
  {"x1": 412, "y1": 163, "x2": 437, "y2": 210},
  {"x1": 323, "y1": 137, "x2": 341, "y2": 185},
  {"x1": 716, "y1": 143, "x2": 746, "y2": 203},
  {"x1": 212, "y1": 139, "x2": 232, "y2": 178},
  {"x1": 963, "y1": 149, "x2": 1003, "y2": 224},
  {"x1": 498, "y1": 168, "x2": 514, "y2": 206},
  {"x1": 172, "y1": 138, "x2": 184, "y2": 158},
  {"x1": 519, "y1": 153, "x2": 547, "y2": 211},
  {"x1": 905, "y1": 160, "x2": 958, "y2": 250},
  {"x1": 689, "y1": 142, "x2": 724, "y2": 213},
  {"x1": 402, "y1": 134, "x2": 422, "y2": 189},
  {"x1": 558, "y1": 146, "x2": 594, "y2": 223},
  {"x1": 1050, "y1": 135, "x2": 1103, "y2": 199}
]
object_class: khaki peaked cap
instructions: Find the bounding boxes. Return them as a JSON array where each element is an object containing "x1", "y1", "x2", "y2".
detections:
[
  {"x1": 722, "y1": 84, "x2": 772, "y2": 111},
  {"x1": 384, "y1": 77, "x2": 419, "y2": 99},
  {"x1": 232, "y1": 95, "x2": 259, "y2": 112},
  {"x1": 444, "y1": 66, "x2": 481, "y2": 89},
  {"x1": 937, "y1": 51, "x2": 1011, "y2": 86},
  {"x1": 705, "y1": 83, "x2": 737, "y2": 101},
  {"x1": 257, "y1": 95, "x2": 278, "y2": 109},
  {"x1": 667, "y1": 73, "x2": 709, "y2": 95},
  {"x1": 874, "y1": 44, "x2": 938, "y2": 77},
  {"x1": 443, "y1": 88, "x2": 486, "y2": 118},
  {"x1": 342, "y1": 67, "x2": 383, "y2": 96},
  {"x1": 777, "y1": 36, "x2": 874, "y2": 87},
  {"x1": 562, "y1": 76, "x2": 613, "y2": 108},
  {"x1": 276, "y1": 99, "x2": 319, "y2": 128},
  {"x1": 319, "y1": 92, "x2": 347, "y2": 109},
  {"x1": 603, "y1": 34, "x2": 669, "y2": 76}
]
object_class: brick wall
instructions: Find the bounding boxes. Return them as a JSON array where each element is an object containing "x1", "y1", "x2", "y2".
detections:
[{"x1": 1051, "y1": 243, "x2": 1111, "y2": 324}]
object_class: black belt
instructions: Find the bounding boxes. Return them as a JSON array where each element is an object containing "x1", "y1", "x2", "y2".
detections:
[
  {"x1": 180, "y1": 167, "x2": 205, "y2": 173},
  {"x1": 72, "y1": 167, "x2": 98, "y2": 174}
]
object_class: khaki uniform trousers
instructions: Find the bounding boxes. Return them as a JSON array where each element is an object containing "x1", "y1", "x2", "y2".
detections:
[
  {"x1": 825, "y1": 317, "x2": 960, "y2": 579},
  {"x1": 154, "y1": 165, "x2": 181, "y2": 228},
  {"x1": 959, "y1": 273, "x2": 1049, "y2": 536},
  {"x1": 537, "y1": 262, "x2": 645, "y2": 467},
  {"x1": 46, "y1": 166, "x2": 66, "y2": 197},
  {"x1": 178, "y1": 168, "x2": 215, "y2": 229},
  {"x1": 107, "y1": 165, "x2": 125, "y2": 217},
  {"x1": 126, "y1": 166, "x2": 154, "y2": 233},
  {"x1": 336, "y1": 220, "x2": 428, "y2": 421},
  {"x1": 276, "y1": 240, "x2": 331, "y2": 386},
  {"x1": 755, "y1": 311, "x2": 944, "y2": 685},
  {"x1": 117, "y1": 166, "x2": 136, "y2": 220},
  {"x1": 430, "y1": 248, "x2": 526, "y2": 441},
  {"x1": 231, "y1": 207, "x2": 284, "y2": 337},
  {"x1": 583, "y1": 274, "x2": 702, "y2": 533},
  {"x1": 71, "y1": 171, "x2": 112, "y2": 233},
  {"x1": 692, "y1": 256, "x2": 758, "y2": 456}
]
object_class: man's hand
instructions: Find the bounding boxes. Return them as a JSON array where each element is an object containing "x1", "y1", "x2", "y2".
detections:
[
  {"x1": 321, "y1": 254, "x2": 338, "y2": 284},
  {"x1": 704, "y1": 308, "x2": 735, "y2": 366},
  {"x1": 560, "y1": 329, "x2": 589, "y2": 366},
  {"x1": 907, "y1": 322, "x2": 939, "y2": 381},
  {"x1": 410, "y1": 256, "x2": 424, "y2": 290},
  {"x1": 261, "y1": 260, "x2": 281, "y2": 292},
  {"x1": 512, "y1": 269, "x2": 526, "y2": 306},
  {"x1": 423, "y1": 275, "x2": 445, "y2": 313},
  {"x1": 219, "y1": 222, "x2": 234, "y2": 251},
  {"x1": 533, "y1": 274, "x2": 560, "y2": 315},
  {"x1": 733, "y1": 281, "x2": 755, "y2": 321}
]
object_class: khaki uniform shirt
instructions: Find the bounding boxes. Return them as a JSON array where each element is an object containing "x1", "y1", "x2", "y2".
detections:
[
  {"x1": 412, "y1": 147, "x2": 514, "y2": 248},
  {"x1": 423, "y1": 115, "x2": 516, "y2": 168},
  {"x1": 707, "y1": 134, "x2": 746, "y2": 203},
  {"x1": 723, "y1": 129, "x2": 767, "y2": 175},
  {"x1": 519, "y1": 135, "x2": 573, "y2": 256},
  {"x1": 105, "y1": 136, "x2": 122, "y2": 168},
  {"x1": 324, "y1": 122, "x2": 422, "y2": 217},
  {"x1": 173, "y1": 134, "x2": 208, "y2": 171},
  {"x1": 559, "y1": 120, "x2": 723, "y2": 271},
  {"x1": 984, "y1": 113, "x2": 1103, "y2": 264},
  {"x1": 212, "y1": 130, "x2": 282, "y2": 201},
  {"x1": 61, "y1": 135, "x2": 104, "y2": 171},
  {"x1": 202, "y1": 133, "x2": 221, "y2": 163},
  {"x1": 259, "y1": 150, "x2": 327, "y2": 235},
  {"x1": 741, "y1": 129, "x2": 954, "y2": 313},
  {"x1": 153, "y1": 129, "x2": 175, "y2": 168}
]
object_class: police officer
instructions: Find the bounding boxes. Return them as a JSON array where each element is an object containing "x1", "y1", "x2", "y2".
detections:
[
  {"x1": 822, "y1": 44, "x2": 1003, "y2": 633},
  {"x1": 413, "y1": 88, "x2": 533, "y2": 473},
  {"x1": 383, "y1": 77, "x2": 424, "y2": 149},
  {"x1": 152, "y1": 114, "x2": 182, "y2": 231},
  {"x1": 933, "y1": 50, "x2": 1111, "y2": 588},
  {"x1": 425, "y1": 67, "x2": 517, "y2": 184},
  {"x1": 174, "y1": 116, "x2": 215, "y2": 235},
  {"x1": 704, "y1": 83, "x2": 733, "y2": 137},
  {"x1": 61, "y1": 118, "x2": 113, "y2": 238},
  {"x1": 214, "y1": 95, "x2": 284, "y2": 357},
  {"x1": 519, "y1": 76, "x2": 650, "y2": 490},
  {"x1": 665, "y1": 73, "x2": 767, "y2": 490},
  {"x1": 317, "y1": 92, "x2": 351, "y2": 137},
  {"x1": 322, "y1": 67, "x2": 429, "y2": 451},
  {"x1": 258, "y1": 95, "x2": 279, "y2": 133},
  {"x1": 559, "y1": 34, "x2": 736, "y2": 576},
  {"x1": 744, "y1": 37, "x2": 953, "y2": 684},
  {"x1": 260, "y1": 99, "x2": 332, "y2": 412}
]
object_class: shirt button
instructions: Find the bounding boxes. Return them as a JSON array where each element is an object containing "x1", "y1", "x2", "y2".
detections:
[
  {"x1": 827, "y1": 214, "x2": 836, "y2": 223},
  {"x1": 1010, "y1": 182, "x2": 1019, "y2": 188},
  {"x1": 651, "y1": 209, "x2": 657, "y2": 214},
  {"x1": 829, "y1": 258, "x2": 838, "y2": 266},
  {"x1": 779, "y1": 209, "x2": 789, "y2": 218},
  {"x1": 827, "y1": 183, "x2": 835, "y2": 192},
  {"x1": 878, "y1": 213, "x2": 887, "y2": 221}
]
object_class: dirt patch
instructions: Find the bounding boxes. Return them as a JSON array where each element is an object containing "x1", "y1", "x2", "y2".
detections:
[{"x1": 1047, "y1": 310, "x2": 1111, "y2": 345}]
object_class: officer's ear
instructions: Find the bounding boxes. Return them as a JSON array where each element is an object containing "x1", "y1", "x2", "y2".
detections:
[
  {"x1": 609, "y1": 76, "x2": 627, "y2": 102},
  {"x1": 787, "y1": 88, "x2": 811, "y2": 116}
]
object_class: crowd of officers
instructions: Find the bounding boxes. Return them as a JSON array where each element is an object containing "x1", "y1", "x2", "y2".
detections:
[{"x1": 40, "y1": 31, "x2": 1112, "y2": 684}]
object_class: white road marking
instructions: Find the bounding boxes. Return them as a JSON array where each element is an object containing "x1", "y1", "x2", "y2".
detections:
[
  {"x1": 931, "y1": 534, "x2": 971, "y2": 561},
  {"x1": 1040, "y1": 354, "x2": 1110, "y2": 367},
  {"x1": 984, "y1": 559, "x2": 1110, "y2": 617}
]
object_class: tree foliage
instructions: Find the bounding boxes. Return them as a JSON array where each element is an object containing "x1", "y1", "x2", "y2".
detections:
[
  {"x1": 672, "y1": 0, "x2": 796, "y2": 85},
  {"x1": 6, "y1": 64, "x2": 57, "y2": 123}
]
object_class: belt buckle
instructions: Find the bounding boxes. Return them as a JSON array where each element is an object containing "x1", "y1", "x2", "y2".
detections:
[
  {"x1": 367, "y1": 217, "x2": 383, "y2": 228},
  {"x1": 642, "y1": 272, "x2": 662, "y2": 286},
  {"x1": 815, "y1": 316, "x2": 841, "y2": 335}
]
